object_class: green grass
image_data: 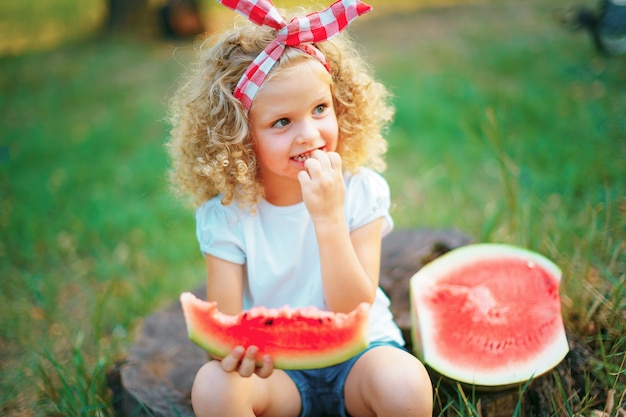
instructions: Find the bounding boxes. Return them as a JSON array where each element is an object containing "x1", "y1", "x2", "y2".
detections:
[
  {"x1": 0, "y1": 0, "x2": 104, "y2": 55},
  {"x1": 1, "y1": 0, "x2": 624, "y2": 415},
  {"x1": 0, "y1": 35, "x2": 203, "y2": 414}
]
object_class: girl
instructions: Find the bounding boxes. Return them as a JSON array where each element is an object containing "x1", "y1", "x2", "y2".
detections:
[{"x1": 167, "y1": 0, "x2": 433, "y2": 416}]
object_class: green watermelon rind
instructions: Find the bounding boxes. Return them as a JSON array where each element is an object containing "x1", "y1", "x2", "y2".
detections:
[
  {"x1": 180, "y1": 292, "x2": 370, "y2": 370},
  {"x1": 410, "y1": 243, "x2": 569, "y2": 389}
]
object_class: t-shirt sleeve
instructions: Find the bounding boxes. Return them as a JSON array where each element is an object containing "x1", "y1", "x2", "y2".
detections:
[
  {"x1": 195, "y1": 198, "x2": 246, "y2": 265},
  {"x1": 344, "y1": 168, "x2": 394, "y2": 237}
]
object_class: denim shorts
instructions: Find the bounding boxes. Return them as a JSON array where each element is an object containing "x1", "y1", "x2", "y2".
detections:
[{"x1": 284, "y1": 341, "x2": 405, "y2": 417}]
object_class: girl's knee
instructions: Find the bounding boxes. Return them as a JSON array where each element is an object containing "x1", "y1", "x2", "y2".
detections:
[
  {"x1": 191, "y1": 361, "x2": 250, "y2": 416},
  {"x1": 191, "y1": 362, "x2": 224, "y2": 412},
  {"x1": 347, "y1": 347, "x2": 433, "y2": 417},
  {"x1": 193, "y1": 361, "x2": 225, "y2": 393},
  {"x1": 394, "y1": 361, "x2": 433, "y2": 416},
  {"x1": 378, "y1": 357, "x2": 433, "y2": 416}
]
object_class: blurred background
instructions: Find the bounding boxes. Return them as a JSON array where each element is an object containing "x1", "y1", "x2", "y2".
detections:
[{"x1": 1, "y1": 0, "x2": 624, "y2": 415}]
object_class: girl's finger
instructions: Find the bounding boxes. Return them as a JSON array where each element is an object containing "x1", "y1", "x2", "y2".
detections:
[
  {"x1": 238, "y1": 346, "x2": 259, "y2": 377},
  {"x1": 303, "y1": 157, "x2": 322, "y2": 177},
  {"x1": 297, "y1": 169, "x2": 311, "y2": 185},
  {"x1": 310, "y1": 149, "x2": 331, "y2": 168},
  {"x1": 327, "y1": 151, "x2": 342, "y2": 171},
  {"x1": 220, "y1": 345, "x2": 245, "y2": 372},
  {"x1": 255, "y1": 354, "x2": 274, "y2": 379}
]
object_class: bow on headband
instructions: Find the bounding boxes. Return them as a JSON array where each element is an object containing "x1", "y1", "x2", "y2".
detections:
[{"x1": 218, "y1": 0, "x2": 372, "y2": 110}]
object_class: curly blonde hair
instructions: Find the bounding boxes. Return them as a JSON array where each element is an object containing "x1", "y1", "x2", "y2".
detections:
[{"x1": 167, "y1": 14, "x2": 393, "y2": 208}]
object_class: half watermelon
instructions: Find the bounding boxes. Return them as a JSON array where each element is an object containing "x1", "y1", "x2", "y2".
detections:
[
  {"x1": 180, "y1": 292, "x2": 370, "y2": 370},
  {"x1": 410, "y1": 243, "x2": 569, "y2": 389}
]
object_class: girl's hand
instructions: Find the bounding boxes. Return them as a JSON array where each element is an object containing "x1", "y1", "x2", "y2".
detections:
[
  {"x1": 298, "y1": 150, "x2": 345, "y2": 224},
  {"x1": 219, "y1": 345, "x2": 274, "y2": 378}
]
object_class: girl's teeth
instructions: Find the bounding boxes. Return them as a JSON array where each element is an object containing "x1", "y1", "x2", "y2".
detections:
[{"x1": 293, "y1": 148, "x2": 323, "y2": 162}]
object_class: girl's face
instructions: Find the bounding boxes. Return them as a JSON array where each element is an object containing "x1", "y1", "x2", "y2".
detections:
[{"x1": 248, "y1": 59, "x2": 339, "y2": 194}]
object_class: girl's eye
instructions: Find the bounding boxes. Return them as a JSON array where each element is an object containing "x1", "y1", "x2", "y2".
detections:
[
  {"x1": 272, "y1": 118, "x2": 290, "y2": 128},
  {"x1": 313, "y1": 104, "x2": 327, "y2": 115}
]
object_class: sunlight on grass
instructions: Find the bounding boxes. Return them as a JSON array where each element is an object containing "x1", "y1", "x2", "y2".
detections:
[{"x1": 0, "y1": 0, "x2": 105, "y2": 55}]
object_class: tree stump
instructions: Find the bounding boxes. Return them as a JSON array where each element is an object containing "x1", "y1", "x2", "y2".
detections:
[
  {"x1": 112, "y1": 229, "x2": 593, "y2": 417},
  {"x1": 115, "y1": 288, "x2": 205, "y2": 417}
]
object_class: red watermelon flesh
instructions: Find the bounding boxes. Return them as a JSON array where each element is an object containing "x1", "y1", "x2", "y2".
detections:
[
  {"x1": 180, "y1": 292, "x2": 370, "y2": 370},
  {"x1": 410, "y1": 243, "x2": 569, "y2": 389}
]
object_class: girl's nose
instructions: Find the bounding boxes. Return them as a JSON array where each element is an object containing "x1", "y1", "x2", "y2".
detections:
[{"x1": 295, "y1": 118, "x2": 319, "y2": 144}]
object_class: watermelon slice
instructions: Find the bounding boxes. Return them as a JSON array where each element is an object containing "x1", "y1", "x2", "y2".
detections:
[
  {"x1": 180, "y1": 292, "x2": 370, "y2": 370},
  {"x1": 410, "y1": 243, "x2": 569, "y2": 389}
]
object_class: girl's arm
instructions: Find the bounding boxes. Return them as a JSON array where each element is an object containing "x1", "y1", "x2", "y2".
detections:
[
  {"x1": 204, "y1": 254, "x2": 273, "y2": 378},
  {"x1": 298, "y1": 150, "x2": 381, "y2": 313},
  {"x1": 204, "y1": 254, "x2": 244, "y2": 314},
  {"x1": 313, "y1": 216, "x2": 383, "y2": 313}
]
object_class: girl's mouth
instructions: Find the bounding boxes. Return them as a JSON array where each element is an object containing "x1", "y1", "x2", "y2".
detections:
[{"x1": 292, "y1": 147, "x2": 325, "y2": 162}]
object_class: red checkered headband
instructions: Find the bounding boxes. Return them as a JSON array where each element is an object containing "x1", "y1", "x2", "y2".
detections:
[{"x1": 218, "y1": 0, "x2": 372, "y2": 110}]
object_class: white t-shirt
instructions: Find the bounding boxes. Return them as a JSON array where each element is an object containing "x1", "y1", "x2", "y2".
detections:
[{"x1": 195, "y1": 167, "x2": 404, "y2": 345}]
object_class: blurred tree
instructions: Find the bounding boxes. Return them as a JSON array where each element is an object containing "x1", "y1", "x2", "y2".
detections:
[
  {"x1": 105, "y1": 0, "x2": 204, "y2": 38},
  {"x1": 159, "y1": 0, "x2": 205, "y2": 38},
  {"x1": 105, "y1": 0, "x2": 149, "y2": 31}
]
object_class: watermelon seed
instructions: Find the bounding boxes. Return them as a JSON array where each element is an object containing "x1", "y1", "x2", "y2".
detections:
[{"x1": 264, "y1": 319, "x2": 274, "y2": 326}]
